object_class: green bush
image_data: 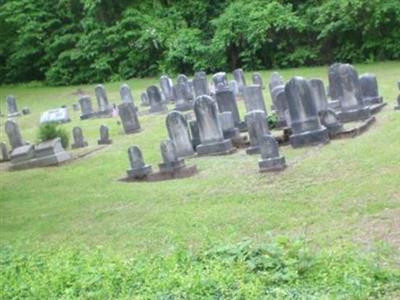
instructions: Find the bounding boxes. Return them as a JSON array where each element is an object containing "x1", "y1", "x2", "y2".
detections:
[
  {"x1": 37, "y1": 123, "x2": 69, "y2": 149},
  {"x1": 0, "y1": 239, "x2": 399, "y2": 299},
  {"x1": 267, "y1": 112, "x2": 279, "y2": 130}
]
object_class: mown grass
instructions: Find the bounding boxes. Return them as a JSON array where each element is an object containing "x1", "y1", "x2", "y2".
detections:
[{"x1": 0, "y1": 61, "x2": 399, "y2": 298}]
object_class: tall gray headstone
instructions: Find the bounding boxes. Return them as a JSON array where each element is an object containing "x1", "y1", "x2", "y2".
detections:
[
  {"x1": 335, "y1": 64, "x2": 371, "y2": 122},
  {"x1": 193, "y1": 72, "x2": 209, "y2": 98},
  {"x1": 245, "y1": 110, "x2": 269, "y2": 155},
  {"x1": 98, "y1": 125, "x2": 112, "y2": 145},
  {"x1": 175, "y1": 75, "x2": 193, "y2": 111},
  {"x1": 243, "y1": 85, "x2": 267, "y2": 113},
  {"x1": 71, "y1": 127, "x2": 88, "y2": 149},
  {"x1": 218, "y1": 112, "x2": 240, "y2": 140},
  {"x1": 273, "y1": 87, "x2": 289, "y2": 128},
  {"x1": 127, "y1": 146, "x2": 152, "y2": 179},
  {"x1": 147, "y1": 85, "x2": 167, "y2": 113},
  {"x1": 285, "y1": 77, "x2": 329, "y2": 147},
  {"x1": 120, "y1": 84, "x2": 137, "y2": 108},
  {"x1": 252, "y1": 73, "x2": 264, "y2": 89},
  {"x1": 233, "y1": 68, "x2": 246, "y2": 94},
  {"x1": 229, "y1": 80, "x2": 239, "y2": 97},
  {"x1": 140, "y1": 92, "x2": 150, "y2": 107},
  {"x1": 166, "y1": 111, "x2": 194, "y2": 158},
  {"x1": 160, "y1": 75, "x2": 175, "y2": 102},
  {"x1": 5, "y1": 120, "x2": 25, "y2": 150},
  {"x1": 118, "y1": 102, "x2": 141, "y2": 134},
  {"x1": 328, "y1": 63, "x2": 342, "y2": 101},
  {"x1": 258, "y1": 135, "x2": 286, "y2": 172},
  {"x1": 194, "y1": 95, "x2": 234, "y2": 155},
  {"x1": 158, "y1": 139, "x2": 186, "y2": 173},
  {"x1": 359, "y1": 74, "x2": 383, "y2": 106},
  {"x1": 269, "y1": 72, "x2": 285, "y2": 110},
  {"x1": 215, "y1": 88, "x2": 242, "y2": 129},
  {"x1": 6, "y1": 95, "x2": 21, "y2": 117},
  {"x1": 95, "y1": 84, "x2": 112, "y2": 113},
  {"x1": 79, "y1": 96, "x2": 95, "y2": 120}
]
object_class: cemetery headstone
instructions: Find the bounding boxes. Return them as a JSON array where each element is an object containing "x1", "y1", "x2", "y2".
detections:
[
  {"x1": 258, "y1": 135, "x2": 286, "y2": 172},
  {"x1": 140, "y1": 92, "x2": 150, "y2": 107},
  {"x1": 98, "y1": 125, "x2": 112, "y2": 145},
  {"x1": 147, "y1": 85, "x2": 168, "y2": 113},
  {"x1": 79, "y1": 96, "x2": 96, "y2": 120},
  {"x1": 243, "y1": 85, "x2": 267, "y2": 113},
  {"x1": 245, "y1": 110, "x2": 269, "y2": 154},
  {"x1": 175, "y1": 74, "x2": 194, "y2": 111},
  {"x1": 269, "y1": 72, "x2": 284, "y2": 110},
  {"x1": 215, "y1": 88, "x2": 243, "y2": 129},
  {"x1": 218, "y1": 112, "x2": 240, "y2": 140},
  {"x1": 40, "y1": 108, "x2": 70, "y2": 124},
  {"x1": 118, "y1": 102, "x2": 141, "y2": 134},
  {"x1": 229, "y1": 80, "x2": 239, "y2": 97},
  {"x1": 5, "y1": 120, "x2": 25, "y2": 149},
  {"x1": 212, "y1": 72, "x2": 229, "y2": 91},
  {"x1": 120, "y1": 84, "x2": 136, "y2": 107},
  {"x1": 126, "y1": 146, "x2": 152, "y2": 179},
  {"x1": 166, "y1": 111, "x2": 194, "y2": 157},
  {"x1": 6, "y1": 95, "x2": 21, "y2": 117},
  {"x1": 274, "y1": 88, "x2": 289, "y2": 128},
  {"x1": 233, "y1": 68, "x2": 246, "y2": 94},
  {"x1": 285, "y1": 77, "x2": 329, "y2": 147},
  {"x1": 193, "y1": 72, "x2": 209, "y2": 98},
  {"x1": 160, "y1": 75, "x2": 175, "y2": 102},
  {"x1": 71, "y1": 127, "x2": 88, "y2": 149},
  {"x1": 252, "y1": 72, "x2": 264, "y2": 89},
  {"x1": 194, "y1": 95, "x2": 235, "y2": 155},
  {"x1": 158, "y1": 139, "x2": 186, "y2": 173},
  {"x1": 359, "y1": 74, "x2": 383, "y2": 106},
  {"x1": 95, "y1": 84, "x2": 112, "y2": 114}
]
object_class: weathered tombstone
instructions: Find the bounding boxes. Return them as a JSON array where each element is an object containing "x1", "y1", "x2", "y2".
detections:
[
  {"x1": 285, "y1": 77, "x2": 329, "y2": 147},
  {"x1": 218, "y1": 112, "x2": 240, "y2": 140},
  {"x1": 229, "y1": 80, "x2": 240, "y2": 97},
  {"x1": 258, "y1": 135, "x2": 286, "y2": 172},
  {"x1": 72, "y1": 103, "x2": 80, "y2": 111},
  {"x1": 120, "y1": 84, "x2": 136, "y2": 107},
  {"x1": 193, "y1": 72, "x2": 209, "y2": 98},
  {"x1": 71, "y1": 127, "x2": 88, "y2": 149},
  {"x1": 0, "y1": 142, "x2": 10, "y2": 162},
  {"x1": 32, "y1": 138, "x2": 71, "y2": 167},
  {"x1": 166, "y1": 111, "x2": 194, "y2": 157},
  {"x1": 140, "y1": 92, "x2": 150, "y2": 107},
  {"x1": 328, "y1": 63, "x2": 342, "y2": 101},
  {"x1": 98, "y1": 125, "x2": 112, "y2": 145},
  {"x1": 79, "y1": 96, "x2": 96, "y2": 120},
  {"x1": 395, "y1": 81, "x2": 400, "y2": 110},
  {"x1": 160, "y1": 75, "x2": 175, "y2": 102},
  {"x1": 359, "y1": 74, "x2": 383, "y2": 106},
  {"x1": 269, "y1": 72, "x2": 285, "y2": 110},
  {"x1": 243, "y1": 85, "x2": 267, "y2": 113},
  {"x1": 212, "y1": 72, "x2": 229, "y2": 91},
  {"x1": 252, "y1": 73, "x2": 264, "y2": 89},
  {"x1": 233, "y1": 68, "x2": 246, "y2": 94},
  {"x1": 118, "y1": 102, "x2": 141, "y2": 134},
  {"x1": 245, "y1": 110, "x2": 269, "y2": 154},
  {"x1": 309, "y1": 79, "x2": 343, "y2": 135},
  {"x1": 335, "y1": 64, "x2": 371, "y2": 122},
  {"x1": 215, "y1": 88, "x2": 242, "y2": 129},
  {"x1": 147, "y1": 85, "x2": 167, "y2": 113},
  {"x1": 95, "y1": 84, "x2": 112, "y2": 114},
  {"x1": 21, "y1": 107, "x2": 31, "y2": 115},
  {"x1": 5, "y1": 120, "x2": 25, "y2": 149},
  {"x1": 189, "y1": 120, "x2": 201, "y2": 150},
  {"x1": 127, "y1": 146, "x2": 152, "y2": 179},
  {"x1": 194, "y1": 95, "x2": 235, "y2": 155},
  {"x1": 175, "y1": 75, "x2": 194, "y2": 111},
  {"x1": 158, "y1": 139, "x2": 186, "y2": 173},
  {"x1": 274, "y1": 88, "x2": 289, "y2": 128},
  {"x1": 6, "y1": 95, "x2": 21, "y2": 117},
  {"x1": 40, "y1": 108, "x2": 70, "y2": 124}
]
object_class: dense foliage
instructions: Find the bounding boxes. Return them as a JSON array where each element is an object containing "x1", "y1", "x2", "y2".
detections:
[
  {"x1": 37, "y1": 123, "x2": 69, "y2": 148},
  {"x1": 0, "y1": 0, "x2": 399, "y2": 85},
  {"x1": 1, "y1": 239, "x2": 399, "y2": 298}
]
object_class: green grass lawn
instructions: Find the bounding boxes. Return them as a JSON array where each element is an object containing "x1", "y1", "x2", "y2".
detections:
[{"x1": 0, "y1": 61, "x2": 399, "y2": 298}]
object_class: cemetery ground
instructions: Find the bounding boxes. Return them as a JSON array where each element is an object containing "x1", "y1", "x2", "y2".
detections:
[{"x1": 1, "y1": 61, "x2": 400, "y2": 298}]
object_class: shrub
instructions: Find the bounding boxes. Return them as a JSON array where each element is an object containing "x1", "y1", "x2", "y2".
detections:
[
  {"x1": 267, "y1": 112, "x2": 278, "y2": 129},
  {"x1": 37, "y1": 123, "x2": 69, "y2": 149}
]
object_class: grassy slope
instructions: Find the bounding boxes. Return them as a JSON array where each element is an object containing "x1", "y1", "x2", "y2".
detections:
[{"x1": 0, "y1": 61, "x2": 399, "y2": 260}]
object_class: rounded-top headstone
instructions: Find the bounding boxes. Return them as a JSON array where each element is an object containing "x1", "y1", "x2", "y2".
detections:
[
  {"x1": 160, "y1": 139, "x2": 178, "y2": 164},
  {"x1": 128, "y1": 145, "x2": 145, "y2": 169},
  {"x1": 120, "y1": 84, "x2": 134, "y2": 104}
]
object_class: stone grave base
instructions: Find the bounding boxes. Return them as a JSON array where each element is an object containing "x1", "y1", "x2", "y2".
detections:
[
  {"x1": 10, "y1": 151, "x2": 71, "y2": 171},
  {"x1": 290, "y1": 127, "x2": 330, "y2": 148},
  {"x1": 123, "y1": 127, "x2": 142, "y2": 135},
  {"x1": 196, "y1": 139, "x2": 236, "y2": 156},
  {"x1": 337, "y1": 107, "x2": 371, "y2": 123},
  {"x1": 127, "y1": 165, "x2": 152, "y2": 179},
  {"x1": 331, "y1": 116, "x2": 376, "y2": 139},
  {"x1": 98, "y1": 139, "x2": 112, "y2": 145},
  {"x1": 369, "y1": 102, "x2": 387, "y2": 115},
  {"x1": 259, "y1": 156, "x2": 286, "y2": 173},
  {"x1": 158, "y1": 159, "x2": 186, "y2": 173},
  {"x1": 121, "y1": 165, "x2": 198, "y2": 182},
  {"x1": 363, "y1": 96, "x2": 383, "y2": 106},
  {"x1": 7, "y1": 112, "x2": 22, "y2": 118}
]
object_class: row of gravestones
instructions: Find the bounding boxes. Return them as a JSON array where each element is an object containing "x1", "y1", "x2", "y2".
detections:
[{"x1": 125, "y1": 63, "x2": 397, "y2": 179}]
